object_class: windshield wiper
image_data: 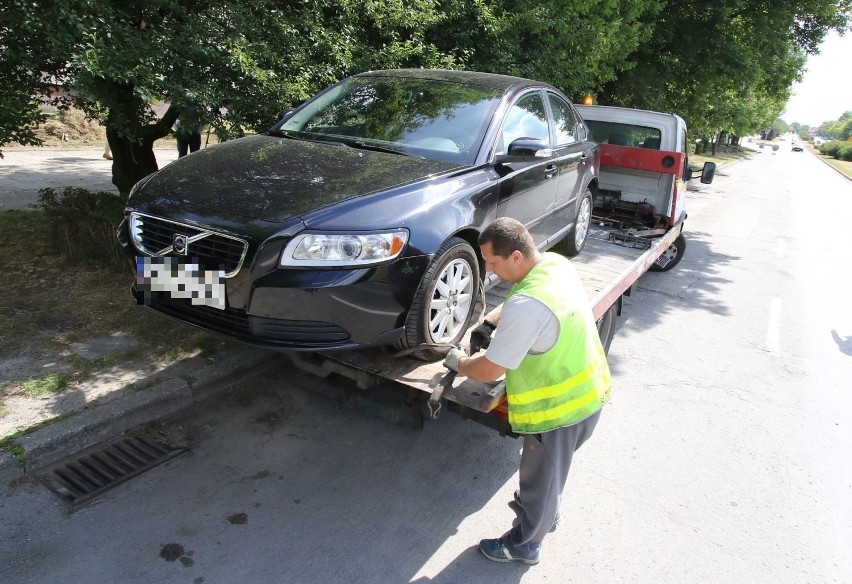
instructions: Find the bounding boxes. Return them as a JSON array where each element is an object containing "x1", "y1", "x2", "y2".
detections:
[
  {"x1": 268, "y1": 131, "x2": 415, "y2": 157},
  {"x1": 267, "y1": 129, "x2": 304, "y2": 139},
  {"x1": 347, "y1": 140, "x2": 412, "y2": 157}
]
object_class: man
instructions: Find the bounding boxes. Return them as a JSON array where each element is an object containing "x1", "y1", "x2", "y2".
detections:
[{"x1": 444, "y1": 217, "x2": 612, "y2": 565}]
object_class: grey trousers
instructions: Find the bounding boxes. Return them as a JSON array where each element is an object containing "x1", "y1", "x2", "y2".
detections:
[{"x1": 509, "y1": 409, "x2": 601, "y2": 547}]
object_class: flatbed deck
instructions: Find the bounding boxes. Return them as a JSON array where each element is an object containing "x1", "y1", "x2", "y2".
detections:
[{"x1": 288, "y1": 221, "x2": 682, "y2": 415}]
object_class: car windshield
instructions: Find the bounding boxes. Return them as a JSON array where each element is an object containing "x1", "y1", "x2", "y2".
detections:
[
  {"x1": 275, "y1": 75, "x2": 502, "y2": 165},
  {"x1": 586, "y1": 121, "x2": 662, "y2": 149}
]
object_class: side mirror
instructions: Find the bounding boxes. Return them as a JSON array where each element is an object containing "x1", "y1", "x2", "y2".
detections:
[
  {"x1": 505, "y1": 138, "x2": 552, "y2": 159},
  {"x1": 700, "y1": 161, "x2": 716, "y2": 184}
]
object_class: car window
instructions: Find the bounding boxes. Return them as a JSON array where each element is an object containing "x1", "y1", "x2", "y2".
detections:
[
  {"x1": 496, "y1": 92, "x2": 550, "y2": 154},
  {"x1": 585, "y1": 120, "x2": 662, "y2": 149},
  {"x1": 548, "y1": 93, "x2": 579, "y2": 146},
  {"x1": 278, "y1": 75, "x2": 502, "y2": 165}
]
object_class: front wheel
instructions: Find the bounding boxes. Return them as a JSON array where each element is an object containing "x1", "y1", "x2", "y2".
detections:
[
  {"x1": 555, "y1": 188, "x2": 593, "y2": 257},
  {"x1": 394, "y1": 237, "x2": 480, "y2": 360},
  {"x1": 650, "y1": 233, "x2": 686, "y2": 272}
]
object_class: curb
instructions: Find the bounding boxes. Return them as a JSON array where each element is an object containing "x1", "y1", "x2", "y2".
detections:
[{"x1": 0, "y1": 348, "x2": 283, "y2": 486}]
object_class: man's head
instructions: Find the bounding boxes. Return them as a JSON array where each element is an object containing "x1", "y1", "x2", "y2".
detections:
[{"x1": 478, "y1": 218, "x2": 539, "y2": 283}]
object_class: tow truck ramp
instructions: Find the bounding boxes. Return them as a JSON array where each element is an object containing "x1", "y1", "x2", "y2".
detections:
[{"x1": 286, "y1": 223, "x2": 681, "y2": 434}]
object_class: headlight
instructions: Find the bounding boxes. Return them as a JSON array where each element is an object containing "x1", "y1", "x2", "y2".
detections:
[{"x1": 279, "y1": 230, "x2": 409, "y2": 267}]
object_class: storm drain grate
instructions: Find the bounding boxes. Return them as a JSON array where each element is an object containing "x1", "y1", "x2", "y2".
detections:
[{"x1": 37, "y1": 437, "x2": 187, "y2": 507}]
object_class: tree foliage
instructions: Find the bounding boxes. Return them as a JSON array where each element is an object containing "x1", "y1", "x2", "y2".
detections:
[
  {"x1": 1, "y1": 0, "x2": 460, "y2": 192},
  {"x1": 430, "y1": 0, "x2": 660, "y2": 100},
  {"x1": 598, "y1": 0, "x2": 850, "y2": 140},
  {"x1": 1, "y1": 0, "x2": 850, "y2": 183},
  {"x1": 818, "y1": 111, "x2": 852, "y2": 140}
]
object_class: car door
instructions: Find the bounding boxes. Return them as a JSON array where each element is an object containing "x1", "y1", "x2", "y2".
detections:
[
  {"x1": 494, "y1": 90, "x2": 558, "y2": 246},
  {"x1": 545, "y1": 92, "x2": 589, "y2": 236}
]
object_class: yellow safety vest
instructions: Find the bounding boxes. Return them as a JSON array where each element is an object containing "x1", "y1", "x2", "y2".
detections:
[{"x1": 504, "y1": 253, "x2": 612, "y2": 433}]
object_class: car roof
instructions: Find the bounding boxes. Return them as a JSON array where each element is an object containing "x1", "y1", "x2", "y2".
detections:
[{"x1": 355, "y1": 68, "x2": 549, "y2": 93}]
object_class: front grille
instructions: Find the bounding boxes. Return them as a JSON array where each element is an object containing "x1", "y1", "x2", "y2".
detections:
[
  {"x1": 151, "y1": 301, "x2": 351, "y2": 347},
  {"x1": 130, "y1": 213, "x2": 248, "y2": 277}
]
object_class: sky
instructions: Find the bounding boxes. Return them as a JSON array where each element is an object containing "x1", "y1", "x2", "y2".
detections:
[{"x1": 782, "y1": 30, "x2": 852, "y2": 127}]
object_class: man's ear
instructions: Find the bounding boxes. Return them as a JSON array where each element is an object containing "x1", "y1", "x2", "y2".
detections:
[{"x1": 511, "y1": 250, "x2": 524, "y2": 263}]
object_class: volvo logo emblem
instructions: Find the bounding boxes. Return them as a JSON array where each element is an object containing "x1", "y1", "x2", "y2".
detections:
[{"x1": 173, "y1": 234, "x2": 189, "y2": 255}]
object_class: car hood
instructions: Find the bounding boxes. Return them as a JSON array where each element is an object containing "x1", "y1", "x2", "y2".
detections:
[{"x1": 134, "y1": 135, "x2": 465, "y2": 222}]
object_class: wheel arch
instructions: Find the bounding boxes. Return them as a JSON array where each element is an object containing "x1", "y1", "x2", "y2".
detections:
[{"x1": 450, "y1": 227, "x2": 486, "y2": 278}]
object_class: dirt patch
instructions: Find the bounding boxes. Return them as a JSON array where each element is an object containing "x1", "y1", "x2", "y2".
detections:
[{"x1": 0, "y1": 209, "x2": 230, "y2": 439}]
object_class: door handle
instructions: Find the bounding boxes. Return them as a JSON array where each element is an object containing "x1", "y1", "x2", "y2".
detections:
[{"x1": 544, "y1": 164, "x2": 558, "y2": 179}]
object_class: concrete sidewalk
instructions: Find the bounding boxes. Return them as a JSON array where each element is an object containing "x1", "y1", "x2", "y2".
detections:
[
  {"x1": 1, "y1": 145, "x2": 270, "y2": 488},
  {"x1": 0, "y1": 147, "x2": 179, "y2": 209}
]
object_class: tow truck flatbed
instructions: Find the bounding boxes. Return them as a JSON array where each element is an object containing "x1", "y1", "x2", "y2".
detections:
[{"x1": 286, "y1": 220, "x2": 682, "y2": 425}]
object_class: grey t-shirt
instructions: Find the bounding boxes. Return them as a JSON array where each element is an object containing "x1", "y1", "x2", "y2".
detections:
[{"x1": 485, "y1": 294, "x2": 559, "y2": 370}]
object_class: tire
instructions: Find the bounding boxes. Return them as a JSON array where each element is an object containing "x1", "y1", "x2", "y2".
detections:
[
  {"x1": 596, "y1": 300, "x2": 619, "y2": 355},
  {"x1": 556, "y1": 188, "x2": 593, "y2": 256},
  {"x1": 395, "y1": 237, "x2": 480, "y2": 360},
  {"x1": 649, "y1": 233, "x2": 686, "y2": 272}
]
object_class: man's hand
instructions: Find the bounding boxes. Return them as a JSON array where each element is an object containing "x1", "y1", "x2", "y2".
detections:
[
  {"x1": 469, "y1": 320, "x2": 496, "y2": 354},
  {"x1": 443, "y1": 347, "x2": 466, "y2": 372}
]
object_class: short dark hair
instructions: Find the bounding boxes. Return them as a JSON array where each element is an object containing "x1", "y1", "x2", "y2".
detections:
[{"x1": 479, "y1": 217, "x2": 536, "y2": 259}]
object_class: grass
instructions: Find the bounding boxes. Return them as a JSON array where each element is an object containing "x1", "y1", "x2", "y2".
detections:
[
  {"x1": 691, "y1": 147, "x2": 753, "y2": 168},
  {"x1": 1, "y1": 437, "x2": 25, "y2": 463},
  {"x1": 1, "y1": 413, "x2": 73, "y2": 463},
  {"x1": 20, "y1": 373, "x2": 73, "y2": 397},
  {"x1": 0, "y1": 208, "x2": 227, "y2": 401}
]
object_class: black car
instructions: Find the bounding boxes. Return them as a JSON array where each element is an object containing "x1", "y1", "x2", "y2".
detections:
[{"x1": 119, "y1": 69, "x2": 600, "y2": 358}]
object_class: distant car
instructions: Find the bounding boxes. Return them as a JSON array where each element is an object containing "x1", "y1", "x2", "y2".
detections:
[
  {"x1": 792, "y1": 144, "x2": 804, "y2": 152},
  {"x1": 118, "y1": 69, "x2": 601, "y2": 358}
]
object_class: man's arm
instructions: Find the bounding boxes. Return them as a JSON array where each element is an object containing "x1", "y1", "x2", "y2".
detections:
[
  {"x1": 456, "y1": 354, "x2": 507, "y2": 382},
  {"x1": 483, "y1": 304, "x2": 503, "y2": 327}
]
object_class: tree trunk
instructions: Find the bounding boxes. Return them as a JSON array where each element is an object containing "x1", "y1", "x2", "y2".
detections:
[
  {"x1": 105, "y1": 86, "x2": 181, "y2": 196},
  {"x1": 107, "y1": 127, "x2": 159, "y2": 195}
]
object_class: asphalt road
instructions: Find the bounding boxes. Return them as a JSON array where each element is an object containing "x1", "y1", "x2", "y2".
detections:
[
  {"x1": 1, "y1": 144, "x2": 850, "y2": 583},
  {"x1": 0, "y1": 147, "x2": 179, "y2": 209}
]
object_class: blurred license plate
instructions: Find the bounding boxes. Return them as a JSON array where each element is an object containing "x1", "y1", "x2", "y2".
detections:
[{"x1": 136, "y1": 256, "x2": 226, "y2": 310}]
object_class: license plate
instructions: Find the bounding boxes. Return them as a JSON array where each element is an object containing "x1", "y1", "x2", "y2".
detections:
[{"x1": 136, "y1": 256, "x2": 226, "y2": 310}]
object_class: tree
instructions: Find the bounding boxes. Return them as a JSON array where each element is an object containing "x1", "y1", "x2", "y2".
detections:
[
  {"x1": 1, "y1": 0, "x2": 459, "y2": 194},
  {"x1": 0, "y1": 1, "x2": 79, "y2": 156},
  {"x1": 597, "y1": 0, "x2": 850, "y2": 144},
  {"x1": 431, "y1": 0, "x2": 661, "y2": 100},
  {"x1": 818, "y1": 113, "x2": 852, "y2": 140}
]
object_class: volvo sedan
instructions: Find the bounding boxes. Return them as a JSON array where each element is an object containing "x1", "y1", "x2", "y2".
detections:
[{"x1": 119, "y1": 69, "x2": 600, "y2": 359}]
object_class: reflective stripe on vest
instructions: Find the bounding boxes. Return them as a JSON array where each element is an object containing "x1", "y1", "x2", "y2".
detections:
[{"x1": 504, "y1": 253, "x2": 612, "y2": 433}]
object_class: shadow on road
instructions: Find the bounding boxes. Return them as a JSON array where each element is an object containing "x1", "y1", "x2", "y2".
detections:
[{"x1": 831, "y1": 330, "x2": 852, "y2": 356}]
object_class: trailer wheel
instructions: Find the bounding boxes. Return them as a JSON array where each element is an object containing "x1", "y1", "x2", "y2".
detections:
[
  {"x1": 650, "y1": 233, "x2": 686, "y2": 272},
  {"x1": 596, "y1": 300, "x2": 619, "y2": 355},
  {"x1": 555, "y1": 188, "x2": 593, "y2": 257},
  {"x1": 395, "y1": 237, "x2": 480, "y2": 360}
]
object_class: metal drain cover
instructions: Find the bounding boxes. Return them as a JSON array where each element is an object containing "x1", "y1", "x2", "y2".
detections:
[{"x1": 36, "y1": 436, "x2": 187, "y2": 507}]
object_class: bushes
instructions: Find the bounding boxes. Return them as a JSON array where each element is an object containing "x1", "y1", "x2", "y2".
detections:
[
  {"x1": 819, "y1": 140, "x2": 852, "y2": 162},
  {"x1": 37, "y1": 187, "x2": 126, "y2": 266}
]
